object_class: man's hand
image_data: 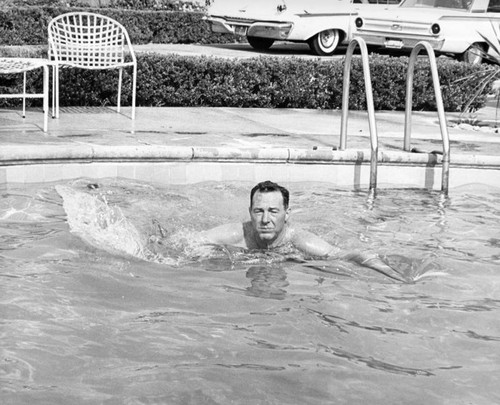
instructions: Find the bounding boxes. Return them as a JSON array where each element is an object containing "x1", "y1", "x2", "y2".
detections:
[{"x1": 343, "y1": 252, "x2": 407, "y2": 282}]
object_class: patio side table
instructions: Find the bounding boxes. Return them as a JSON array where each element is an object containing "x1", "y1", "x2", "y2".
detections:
[{"x1": 0, "y1": 58, "x2": 50, "y2": 133}]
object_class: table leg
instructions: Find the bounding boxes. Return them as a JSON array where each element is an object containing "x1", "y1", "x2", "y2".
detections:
[
  {"x1": 22, "y1": 71, "x2": 26, "y2": 118},
  {"x1": 43, "y1": 65, "x2": 49, "y2": 133}
]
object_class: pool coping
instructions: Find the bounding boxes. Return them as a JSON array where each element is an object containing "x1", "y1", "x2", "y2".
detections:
[
  {"x1": 1, "y1": 143, "x2": 500, "y2": 169},
  {"x1": 2, "y1": 105, "x2": 500, "y2": 190}
]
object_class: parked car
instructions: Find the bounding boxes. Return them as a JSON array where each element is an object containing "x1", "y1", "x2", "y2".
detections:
[
  {"x1": 204, "y1": 0, "x2": 399, "y2": 56},
  {"x1": 354, "y1": 0, "x2": 500, "y2": 64}
]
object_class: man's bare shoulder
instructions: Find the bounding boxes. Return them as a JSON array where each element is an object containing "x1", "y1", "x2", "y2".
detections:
[
  {"x1": 199, "y1": 222, "x2": 245, "y2": 246},
  {"x1": 289, "y1": 227, "x2": 341, "y2": 258}
]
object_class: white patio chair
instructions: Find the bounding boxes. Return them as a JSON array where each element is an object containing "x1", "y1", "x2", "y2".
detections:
[{"x1": 48, "y1": 12, "x2": 137, "y2": 119}]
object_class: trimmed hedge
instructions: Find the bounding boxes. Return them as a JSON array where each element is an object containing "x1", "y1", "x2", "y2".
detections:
[
  {"x1": 134, "y1": 54, "x2": 489, "y2": 111},
  {"x1": 0, "y1": 6, "x2": 229, "y2": 45},
  {"x1": 6, "y1": 0, "x2": 204, "y2": 11},
  {"x1": 103, "y1": 0, "x2": 205, "y2": 11},
  {"x1": 0, "y1": 52, "x2": 490, "y2": 111}
]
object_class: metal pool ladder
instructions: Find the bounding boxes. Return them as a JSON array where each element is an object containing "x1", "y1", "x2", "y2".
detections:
[
  {"x1": 340, "y1": 37, "x2": 378, "y2": 190},
  {"x1": 405, "y1": 41, "x2": 450, "y2": 193},
  {"x1": 340, "y1": 39, "x2": 450, "y2": 193}
]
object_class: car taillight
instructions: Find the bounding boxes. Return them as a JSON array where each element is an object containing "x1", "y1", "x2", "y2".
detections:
[
  {"x1": 355, "y1": 18, "x2": 363, "y2": 28},
  {"x1": 431, "y1": 23, "x2": 440, "y2": 34}
]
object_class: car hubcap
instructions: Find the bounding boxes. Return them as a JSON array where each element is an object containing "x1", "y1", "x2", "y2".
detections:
[
  {"x1": 320, "y1": 30, "x2": 336, "y2": 49},
  {"x1": 466, "y1": 44, "x2": 485, "y2": 64},
  {"x1": 470, "y1": 49, "x2": 481, "y2": 64}
]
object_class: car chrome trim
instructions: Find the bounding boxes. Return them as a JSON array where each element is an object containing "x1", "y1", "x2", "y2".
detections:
[
  {"x1": 356, "y1": 33, "x2": 445, "y2": 50},
  {"x1": 248, "y1": 22, "x2": 294, "y2": 39},
  {"x1": 297, "y1": 12, "x2": 354, "y2": 18}
]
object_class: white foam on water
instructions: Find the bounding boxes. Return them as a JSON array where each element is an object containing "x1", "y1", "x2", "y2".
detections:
[{"x1": 56, "y1": 185, "x2": 177, "y2": 265}]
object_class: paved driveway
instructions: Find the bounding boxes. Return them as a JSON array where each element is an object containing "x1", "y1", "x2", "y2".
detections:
[{"x1": 134, "y1": 42, "x2": 347, "y2": 60}]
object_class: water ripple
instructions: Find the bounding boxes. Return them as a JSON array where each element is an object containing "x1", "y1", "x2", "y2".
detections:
[
  {"x1": 454, "y1": 329, "x2": 500, "y2": 342},
  {"x1": 319, "y1": 344, "x2": 435, "y2": 377},
  {"x1": 246, "y1": 337, "x2": 310, "y2": 351},
  {"x1": 215, "y1": 363, "x2": 286, "y2": 371},
  {"x1": 308, "y1": 308, "x2": 409, "y2": 335}
]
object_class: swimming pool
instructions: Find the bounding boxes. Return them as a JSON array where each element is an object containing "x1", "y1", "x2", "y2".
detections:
[{"x1": 1, "y1": 178, "x2": 499, "y2": 404}]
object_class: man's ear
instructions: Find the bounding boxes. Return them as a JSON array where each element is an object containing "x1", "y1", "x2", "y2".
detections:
[{"x1": 285, "y1": 207, "x2": 291, "y2": 222}]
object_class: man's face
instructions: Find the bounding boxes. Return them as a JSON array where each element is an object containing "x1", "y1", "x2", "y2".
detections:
[{"x1": 249, "y1": 190, "x2": 290, "y2": 245}]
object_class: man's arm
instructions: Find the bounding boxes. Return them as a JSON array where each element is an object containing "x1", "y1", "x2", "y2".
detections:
[
  {"x1": 198, "y1": 222, "x2": 245, "y2": 246},
  {"x1": 292, "y1": 229, "x2": 406, "y2": 282},
  {"x1": 291, "y1": 229, "x2": 341, "y2": 258},
  {"x1": 342, "y1": 251, "x2": 407, "y2": 282}
]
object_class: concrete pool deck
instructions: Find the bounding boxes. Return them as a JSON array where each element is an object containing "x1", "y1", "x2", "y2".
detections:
[{"x1": 1, "y1": 102, "x2": 500, "y2": 188}]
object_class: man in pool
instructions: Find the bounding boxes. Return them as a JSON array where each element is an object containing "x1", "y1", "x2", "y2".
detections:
[{"x1": 199, "y1": 180, "x2": 405, "y2": 281}]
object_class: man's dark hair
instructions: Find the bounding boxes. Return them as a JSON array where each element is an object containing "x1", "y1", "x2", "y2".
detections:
[{"x1": 250, "y1": 180, "x2": 289, "y2": 209}]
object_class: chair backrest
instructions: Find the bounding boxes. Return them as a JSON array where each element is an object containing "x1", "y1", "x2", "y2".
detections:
[{"x1": 48, "y1": 12, "x2": 135, "y2": 69}]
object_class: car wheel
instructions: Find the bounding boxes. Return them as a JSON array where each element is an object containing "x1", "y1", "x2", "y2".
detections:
[
  {"x1": 247, "y1": 36, "x2": 275, "y2": 51},
  {"x1": 459, "y1": 43, "x2": 487, "y2": 64},
  {"x1": 308, "y1": 29, "x2": 340, "y2": 56}
]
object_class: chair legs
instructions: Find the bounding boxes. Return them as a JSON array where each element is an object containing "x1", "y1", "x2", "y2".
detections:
[
  {"x1": 116, "y1": 66, "x2": 136, "y2": 119},
  {"x1": 114, "y1": 65, "x2": 136, "y2": 119},
  {"x1": 51, "y1": 64, "x2": 136, "y2": 119},
  {"x1": 22, "y1": 72, "x2": 26, "y2": 118},
  {"x1": 42, "y1": 64, "x2": 49, "y2": 132},
  {"x1": 131, "y1": 64, "x2": 136, "y2": 120},
  {"x1": 52, "y1": 65, "x2": 60, "y2": 119},
  {"x1": 117, "y1": 67, "x2": 122, "y2": 114}
]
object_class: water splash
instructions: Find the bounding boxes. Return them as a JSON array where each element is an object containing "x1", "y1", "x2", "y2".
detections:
[{"x1": 56, "y1": 185, "x2": 177, "y2": 265}]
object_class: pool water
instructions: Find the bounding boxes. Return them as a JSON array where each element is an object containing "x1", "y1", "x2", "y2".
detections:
[{"x1": 1, "y1": 179, "x2": 499, "y2": 404}]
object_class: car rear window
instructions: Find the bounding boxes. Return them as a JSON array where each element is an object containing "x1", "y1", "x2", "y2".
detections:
[{"x1": 487, "y1": 0, "x2": 500, "y2": 11}]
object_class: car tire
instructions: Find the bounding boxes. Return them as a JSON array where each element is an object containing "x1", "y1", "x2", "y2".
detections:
[
  {"x1": 308, "y1": 29, "x2": 340, "y2": 56},
  {"x1": 458, "y1": 43, "x2": 487, "y2": 64},
  {"x1": 247, "y1": 36, "x2": 275, "y2": 51}
]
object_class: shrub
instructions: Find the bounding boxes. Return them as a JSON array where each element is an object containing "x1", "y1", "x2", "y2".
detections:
[
  {"x1": 0, "y1": 52, "x2": 490, "y2": 111},
  {"x1": 2, "y1": 0, "x2": 204, "y2": 11},
  {"x1": 105, "y1": 0, "x2": 205, "y2": 12},
  {"x1": 0, "y1": 6, "x2": 229, "y2": 45}
]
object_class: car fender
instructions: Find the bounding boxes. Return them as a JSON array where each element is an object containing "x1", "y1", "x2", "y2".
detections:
[
  {"x1": 438, "y1": 15, "x2": 500, "y2": 54},
  {"x1": 286, "y1": 12, "x2": 355, "y2": 42}
]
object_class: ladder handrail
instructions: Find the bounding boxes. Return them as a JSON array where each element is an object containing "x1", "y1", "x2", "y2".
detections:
[
  {"x1": 340, "y1": 37, "x2": 378, "y2": 191},
  {"x1": 404, "y1": 41, "x2": 450, "y2": 193}
]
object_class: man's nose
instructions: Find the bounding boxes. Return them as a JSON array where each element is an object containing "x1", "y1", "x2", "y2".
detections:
[{"x1": 261, "y1": 211, "x2": 270, "y2": 223}]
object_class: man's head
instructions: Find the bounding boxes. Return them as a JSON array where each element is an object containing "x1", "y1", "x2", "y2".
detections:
[
  {"x1": 250, "y1": 181, "x2": 289, "y2": 210},
  {"x1": 248, "y1": 181, "x2": 290, "y2": 247}
]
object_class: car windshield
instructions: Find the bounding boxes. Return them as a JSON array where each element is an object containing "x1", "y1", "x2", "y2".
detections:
[{"x1": 400, "y1": 0, "x2": 472, "y2": 10}]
